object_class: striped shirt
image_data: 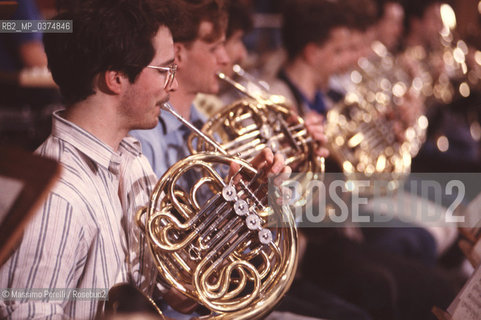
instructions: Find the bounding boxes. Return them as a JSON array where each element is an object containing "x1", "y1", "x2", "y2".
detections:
[{"x1": 0, "y1": 110, "x2": 158, "y2": 319}]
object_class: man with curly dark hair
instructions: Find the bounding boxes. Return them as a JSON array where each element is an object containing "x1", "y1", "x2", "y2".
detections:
[{"x1": 0, "y1": 0, "x2": 178, "y2": 318}]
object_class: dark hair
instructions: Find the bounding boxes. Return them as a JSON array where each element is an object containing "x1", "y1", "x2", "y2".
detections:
[
  {"x1": 372, "y1": 0, "x2": 402, "y2": 20},
  {"x1": 43, "y1": 0, "x2": 168, "y2": 105},
  {"x1": 400, "y1": 0, "x2": 444, "y2": 34},
  {"x1": 169, "y1": 0, "x2": 228, "y2": 44},
  {"x1": 340, "y1": 0, "x2": 379, "y2": 31},
  {"x1": 282, "y1": 0, "x2": 360, "y2": 61},
  {"x1": 226, "y1": 1, "x2": 253, "y2": 39}
]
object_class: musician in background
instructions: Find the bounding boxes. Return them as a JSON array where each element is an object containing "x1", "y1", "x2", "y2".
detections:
[
  {"x1": 401, "y1": 0, "x2": 481, "y2": 174},
  {"x1": 269, "y1": 0, "x2": 370, "y2": 116},
  {"x1": 373, "y1": 0, "x2": 405, "y2": 52},
  {"x1": 194, "y1": 0, "x2": 254, "y2": 117},
  {"x1": 220, "y1": 1, "x2": 253, "y2": 80},
  {"x1": 401, "y1": 0, "x2": 444, "y2": 54},
  {"x1": 276, "y1": 0, "x2": 441, "y2": 268},
  {"x1": 0, "y1": 0, "x2": 178, "y2": 318},
  {"x1": 269, "y1": 1, "x2": 457, "y2": 319},
  {"x1": 328, "y1": 0, "x2": 446, "y2": 268},
  {"x1": 398, "y1": 0, "x2": 481, "y2": 274},
  {"x1": 328, "y1": 0, "x2": 406, "y2": 99}
]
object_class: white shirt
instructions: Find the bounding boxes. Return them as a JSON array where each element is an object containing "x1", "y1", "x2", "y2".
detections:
[{"x1": 0, "y1": 110, "x2": 158, "y2": 319}]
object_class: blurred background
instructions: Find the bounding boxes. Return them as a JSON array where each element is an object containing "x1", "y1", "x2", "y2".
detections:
[{"x1": 0, "y1": 0, "x2": 480, "y2": 154}]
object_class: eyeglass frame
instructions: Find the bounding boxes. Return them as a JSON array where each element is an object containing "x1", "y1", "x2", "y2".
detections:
[{"x1": 145, "y1": 63, "x2": 177, "y2": 89}]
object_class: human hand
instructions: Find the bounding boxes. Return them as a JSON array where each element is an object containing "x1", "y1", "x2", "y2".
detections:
[
  {"x1": 229, "y1": 148, "x2": 291, "y2": 184},
  {"x1": 228, "y1": 148, "x2": 292, "y2": 205},
  {"x1": 304, "y1": 111, "x2": 330, "y2": 158},
  {"x1": 392, "y1": 91, "x2": 425, "y2": 141}
]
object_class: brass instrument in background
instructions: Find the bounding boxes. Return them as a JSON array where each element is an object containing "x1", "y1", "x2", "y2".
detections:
[
  {"x1": 325, "y1": 2, "x2": 476, "y2": 195},
  {"x1": 189, "y1": 66, "x2": 325, "y2": 205},
  {"x1": 405, "y1": 4, "x2": 472, "y2": 107},
  {"x1": 325, "y1": 41, "x2": 429, "y2": 195},
  {"x1": 398, "y1": 3, "x2": 481, "y2": 156},
  {"x1": 136, "y1": 102, "x2": 298, "y2": 320}
]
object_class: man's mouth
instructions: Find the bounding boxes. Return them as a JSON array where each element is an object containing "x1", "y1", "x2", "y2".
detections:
[{"x1": 157, "y1": 96, "x2": 170, "y2": 107}]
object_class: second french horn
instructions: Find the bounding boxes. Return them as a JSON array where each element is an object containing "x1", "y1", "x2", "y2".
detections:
[{"x1": 189, "y1": 65, "x2": 325, "y2": 176}]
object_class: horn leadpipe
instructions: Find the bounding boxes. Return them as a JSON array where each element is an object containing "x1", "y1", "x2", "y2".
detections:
[
  {"x1": 232, "y1": 64, "x2": 271, "y2": 92},
  {"x1": 217, "y1": 71, "x2": 259, "y2": 101},
  {"x1": 161, "y1": 102, "x2": 228, "y2": 155}
]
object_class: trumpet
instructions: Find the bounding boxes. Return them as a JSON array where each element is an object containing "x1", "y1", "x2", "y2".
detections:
[{"x1": 135, "y1": 102, "x2": 298, "y2": 319}]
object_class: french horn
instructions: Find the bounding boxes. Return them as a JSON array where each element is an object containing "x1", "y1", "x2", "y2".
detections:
[
  {"x1": 189, "y1": 66, "x2": 325, "y2": 206},
  {"x1": 326, "y1": 4, "x2": 476, "y2": 195},
  {"x1": 136, "y1": 103, "x2": 298, "y2": 319},
  {"x1": 190, "y1": 65, "x2": 324, "y2": 172},
  {"x1": 325, "y1": 41, "x2": 428, "y2": 195}
]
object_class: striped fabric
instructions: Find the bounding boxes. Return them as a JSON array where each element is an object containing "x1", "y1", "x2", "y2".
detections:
[{"x1": 0, "y1": 110, "x2": 158, "y2": 319}]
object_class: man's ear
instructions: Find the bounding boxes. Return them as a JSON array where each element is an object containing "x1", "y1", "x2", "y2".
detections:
[
  {"x1": 103, "y1": 70, "x2": 126, "y2": 94},
  {"x1": 303, "y1": 43, "x2": 322, "y2": 65},
  {"x1": 174, "y1": 42, "x2": 185, "y2": 67}
]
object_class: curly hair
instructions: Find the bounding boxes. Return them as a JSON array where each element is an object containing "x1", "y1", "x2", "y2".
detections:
[
  {"x1": 167, "y1": 0, "x2": 228, "y2": 45},
  {"x1": 226, "y1": 1, "x2": 253, "y2": 39},
  {"x1": 400, "y1": 0, "x2": 446, "y2": 34}
]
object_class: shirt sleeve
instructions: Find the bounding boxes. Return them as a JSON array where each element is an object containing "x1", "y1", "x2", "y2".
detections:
[
  {"x1": 118, "y1": 152, "x2": 160, "y2": 298},
  {"x1": 0, "y1": 192, "x2": 89, "y2": 319}
]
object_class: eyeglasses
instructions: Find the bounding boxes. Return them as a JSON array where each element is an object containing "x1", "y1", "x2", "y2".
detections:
[{"x1": 146, "y1": 63, "x2": 177, "y2": 89}]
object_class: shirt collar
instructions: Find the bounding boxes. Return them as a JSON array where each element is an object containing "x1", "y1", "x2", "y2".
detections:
[
  {"x1": 278, "y1": 69, "x2": 327, "y2": 115},
  {"x1": 51, "y1": 110, "x2": 140, "y2": 174},
  {"x1": 119, "y1": 136, "x2": 142, "y2": 157}
]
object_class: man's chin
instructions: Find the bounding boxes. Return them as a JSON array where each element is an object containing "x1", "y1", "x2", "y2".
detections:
[
  {"x1": 145, "y1": 122, "x2": 159, "y2": 130},
  {"x1": 139, "y1": 116, "x2": 160, "y2": 130},
  {"x1": 208, "y1": 83, "x2": 220, "y2": 95}
]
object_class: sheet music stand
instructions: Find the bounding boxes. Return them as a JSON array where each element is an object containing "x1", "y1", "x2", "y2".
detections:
[
  {"x1": 0, "y1": 146, "x2": 60, "y2": 265},
  {"x1": 433, "y1": 306, "x2": 453, "y2": 320},
  {"x1": 434, "y1": 264, "x2": 481, "y2": 320}
]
